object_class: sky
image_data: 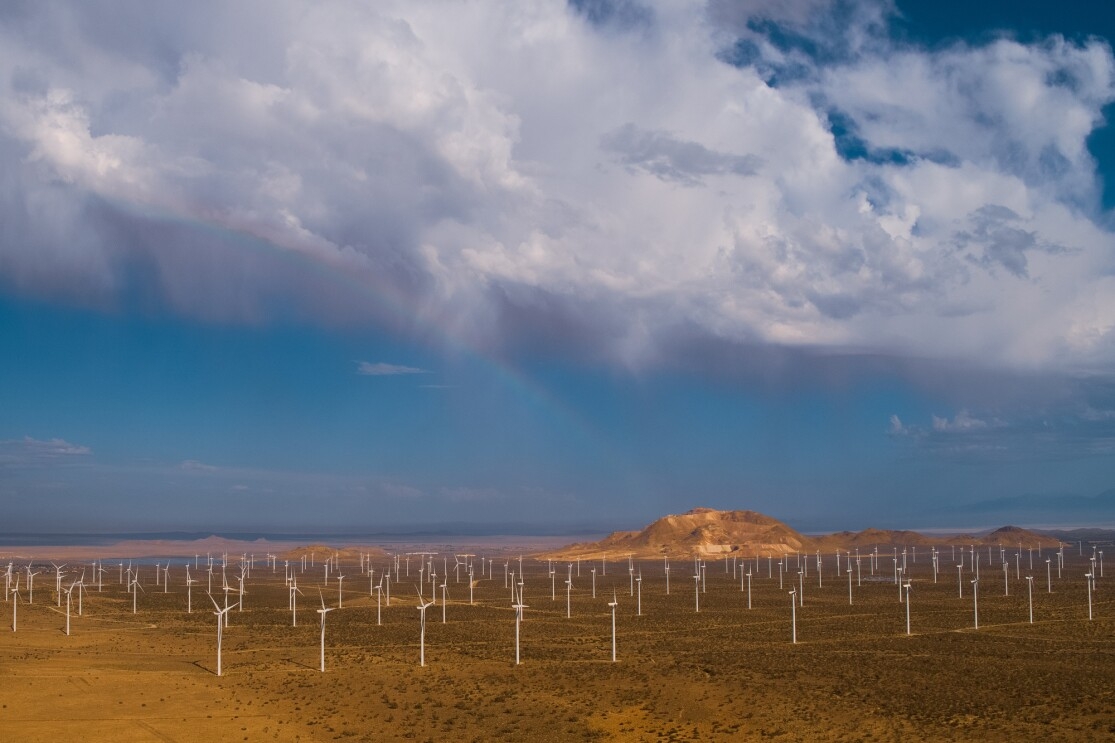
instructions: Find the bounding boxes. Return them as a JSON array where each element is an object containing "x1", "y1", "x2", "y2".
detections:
[{"x1": 2, "y1": 0, "x2": 1115, "y2": 535}]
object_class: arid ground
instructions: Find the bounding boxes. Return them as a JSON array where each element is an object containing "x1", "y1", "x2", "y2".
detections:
[{"x1": 0, "y1": 547, "x2": 1111, "y2": 741}]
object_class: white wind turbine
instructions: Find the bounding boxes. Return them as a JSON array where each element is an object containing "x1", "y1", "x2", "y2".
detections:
[
  {"x1": 565, "y1": 575, "x2": 573, "y2": 618},
  {"x1": 441, "y1": 579, "x2": 448, "y2": 624},
  {"x1": 335, "y1": 572, "x2": 345, "y2": 609},
  {"x1": 316, "y1": 591, "x2": 335, "y2": 672},
  {"x1": 221, "y1": 582, "x2": 233, "y2": 627},
  {"x1": 62, "y1": 580, "x2": 78, "y2": 636},
  {"x1": 512, "y1": 585, "x2": 527, "y2": 665},
  {"x1": 207, "y1": 593, "x2": 238, "y2": 676},
  {"x1": 745, "y1": 570, "x2": 752, "y2": 610},
  {"x1": 1086, "y1": 571, "x2": 1094, "y2": 621},
  {"x1": 130, "y1": 574, "x2": 144, "y2": 614},
  {"x1": 373, "y1": 580, "x2": 382, "y2": 626},
  {"x1": 10, "y1": 576, "x2": 21, "y2": 631},
  {"x1": 971, "y1": 578, "x2": 979, "y2": 629},
  {"x1": 25, "y1": 566, "x2": 41, "y2": 604},
  {"x1": 185, "y1": 568, "x2": 198, "y2": 614},
  {"x1": 591, "y1": 567, "x2": 597, "y2": 598},
  {"x1": 289, "y1": 580, "x2": 303, "y2": 627},
  {"x1": 1026, "y1": 575, "x2": 1034, "y2": 623},
  {"x1": 693, "y1": 572, "x2": 700, "y2": 613},
  {"x1": 636, "y1": 571, "x2": 642, "y2": 616},
  {"x1": 51, "y1": 562, "x2": 66, "y2": 607},
  {"x1": 789, "y1": 588, "x2": 797, "y2": 644},
  {"x1": 903, "y1": 580, "x2": 912, "y2": 635},
  {"x1": 416, "y1": 589, "x2": 434, "y2": 667},
  {"x1": 608, "y1": 589, "x2": 618, "y2": 662},
  {"x1": 236, "y1": 572, "x2": 246, "y2": 613},
  {"x1": 74, "y1": 577, "x2": 86, "y2": 616}
]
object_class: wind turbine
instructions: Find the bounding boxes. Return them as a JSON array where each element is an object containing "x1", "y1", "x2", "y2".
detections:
[
  {"x1": 11, "y1": 576, "x2": 21, "y2": 631},
  {"x1": 416, "y1": 589, "x2": 435, "y2": 667},
  {"x1": 636, "y1": 572, "x2": 642, "y2": 616},
  {"x1": 903, "y1": 580, "x2": 912, "y2": 635},
  {"x1": 746, "y1": 570, "x2": 753, "y2": 610},
  {"x1": 316, "y1": 591, "x2": 335, "y2": 672},
  {"x1": 289, "y1": 580, "x2": 303, "y2": 627},
  {"x1": 236, "y1": 572, "x2": 246, "y2": 612},
  {"x1": 1026, "y1": 575, "x2": 1034, "y2": 624},
  {"x1": 441, "y1": 579, "x2": 448, "y2": 624},
  {"x1": 74, "y1": 577, "x2": 86, "y2": 616},
  {"x1": 25, "y1": 566, "x2": 41, "y2": 604},
  {"x1": 336, "y1": 572, "x2": 345, "y2": 609},
  {"x1": 608, "y1": 590, "x2": 618, "y2": 662},
  {"x1": 62, "y1": 580, "x2": 76, "y2": 636},
  {"x1": 512, "y1": 586, "x2": 527, "y2": 665},
  {"x1": 789, "y1": 588, "x2": 797, "y2": 644},
  {"x1": 185, "y1": 569, "x2": 198, "y2": 614},
  {"x1": 130, "y1": 574, "x2": 144, "y2": 614},
  {"x1": 51, "y1": 562, "x2": 66, "y2": 607},
  {"x1": 971, "y1": 578, "x2": 979, "y2": 629},
  {"x1": 373, "y1": 580, "x2": 382, "y2": 626},
  {"x1": 1086, "y1": 571, "x2": 1094, "y2": 621},
  {"x1": 207, "y1": 593, "x2": 238, "y2": 676},
  {"x1": 693, "y1": 572, "x2": 700, "y2": 613}
]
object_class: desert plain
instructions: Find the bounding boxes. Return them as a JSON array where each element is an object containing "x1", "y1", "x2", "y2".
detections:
[{"x1": 0, "y1": 533, "x2": 1112, "y2": 742}]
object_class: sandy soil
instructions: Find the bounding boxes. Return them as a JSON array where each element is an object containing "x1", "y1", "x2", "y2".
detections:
[{"x1": 0, "y1": 548, "x2": 1111, "y2": 741}]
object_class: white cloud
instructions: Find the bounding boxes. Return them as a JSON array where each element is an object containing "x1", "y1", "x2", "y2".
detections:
[
  {"x1": 888, "y1": 414, "x2": 906, "y2": 436},
  {"x1": 0, "y1": 1, "x2": 1113, "y2": 374},
  {"x1": 356, "y1": 361, "x2": 430, "y2": 376},
  {"x1": 931, "y1": 410, "x2": 991, "y2": 433},
  {"x1": 179, "y1": 459, "x2": 218, "y2": 472},
  {"x1": 0, "y1": 436, "x2": 91, "y2": 465}
]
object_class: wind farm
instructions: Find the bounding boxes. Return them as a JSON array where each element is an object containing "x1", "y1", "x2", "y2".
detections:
[
  {"x1": 6, "y1": 0, "x2": 1115, "y2": 739},
  {"x1": 0, "y1": 508, "x2": 1111, "y2": 742}
]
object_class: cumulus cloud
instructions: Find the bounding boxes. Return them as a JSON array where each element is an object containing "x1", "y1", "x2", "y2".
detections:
[
  {"x1": 0, "y1": 0, "x2": 1113, "y2": 375},
  {"x1": 889, "y1": 395, "x2": 1115, "y2": 458},
  {"x1": 0, "y1": 436, "x2": 91, "y2": 466},
  {"x1": 179, "y1": 459, "x2": 218, "y2": 472},
  {"x1": 601, "y1": 123, "x2": 762, "y2": 184},
  {"x1": 931, "y1": 410, "x2": 992, "y2": 433},
  {"x1": 356, "y1": 361, "x2": 430, "y2": 376}
]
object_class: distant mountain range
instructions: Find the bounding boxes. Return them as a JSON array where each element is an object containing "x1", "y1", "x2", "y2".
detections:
[{"x1": 538, "y1": 507, "x2": 1087, "y2": 560}]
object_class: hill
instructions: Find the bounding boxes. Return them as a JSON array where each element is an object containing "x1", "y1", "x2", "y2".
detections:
[
  {"x1": 538, "y1": 507, "x2": 813, "y2": 559},
  {"x1": 538, "y1": 509, "x2": 1062, "y2": 561}
]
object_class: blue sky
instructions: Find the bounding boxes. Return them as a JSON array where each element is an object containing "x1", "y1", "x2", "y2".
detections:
[{"x1": 2, "y1": 0, "x2": 1115, "y2": 534}]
